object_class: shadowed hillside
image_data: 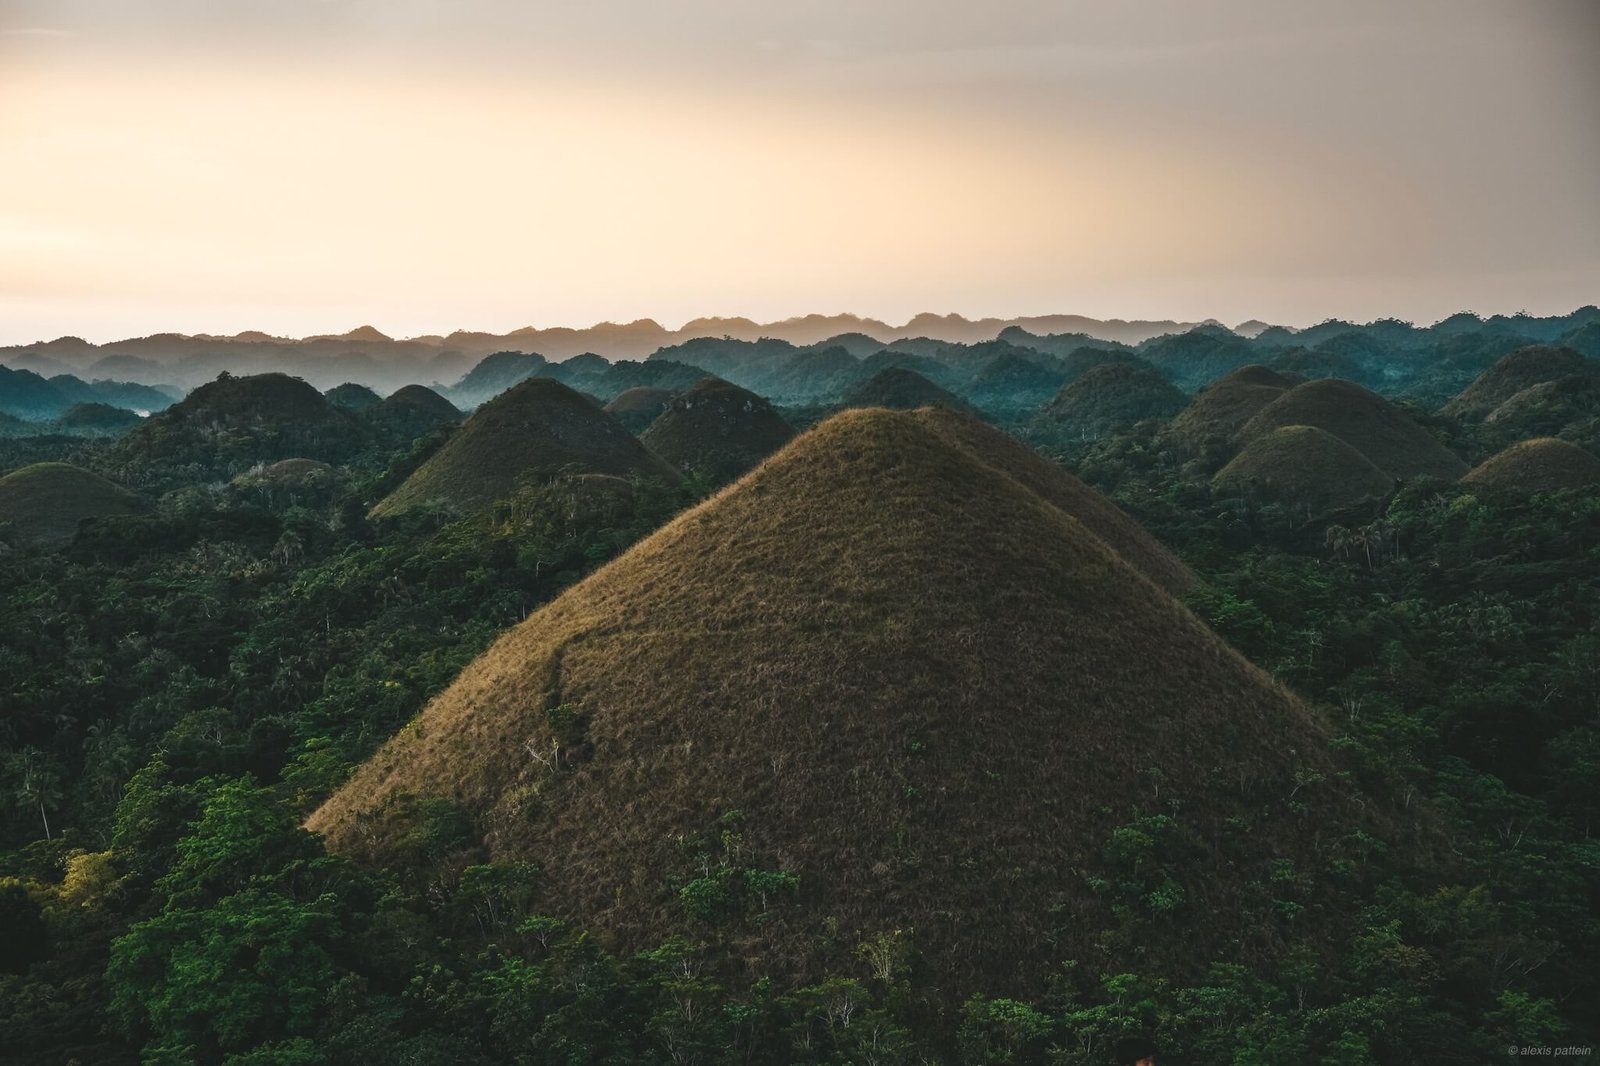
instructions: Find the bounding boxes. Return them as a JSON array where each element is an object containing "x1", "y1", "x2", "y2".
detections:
[
  {"x1": 637, "y1": 377, "x2": 794, "y2": 481},
  {"x1": 0, "y1": 462, "x2": 148, "y2": 546},
  {"x1": 369, "y1": 384, "x2": 461, "y2": 444},
  {"x1": 371, "y1": 377, "x2": 679, "y2": 517},
  {"x1": 311, "y1": 408, "x2": 1352, "y2": 996},
  {"x1": 603, "y1": 386, "x2": 675, "y2": 432},
  {"x1": 1238, "y1": 378, "x2": 1466, "y2": 480}
]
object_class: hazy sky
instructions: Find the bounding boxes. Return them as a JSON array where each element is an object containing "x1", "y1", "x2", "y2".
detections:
[{"x1": 2, "y1": 0, "x2": 1596, "y2": 342}]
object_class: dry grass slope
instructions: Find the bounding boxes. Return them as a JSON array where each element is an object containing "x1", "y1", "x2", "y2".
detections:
[
  {"x1": 1239, "y1": 378, "x2": 1466, "y2": 481},
  {"x1": 1460, "y1": 438, "x2": 1600, "y2": 495},
  {"x1": 1213, "y1": 425, "x2": 1393, "y2": 513},
  {"x1": 371, "y1": 377, "x2": 680, "y2": 517},
  {"x1": 909, "y1": 407, "x2": 1195, "y2": 595},
  {"x1": 0, "y1": 462, "x2": 148, "y2": 546},
  {"x1": 313, "y1": 408, "x2": 1351, "y2": 995},
  {"x1": 638, "y1": 377, "x2": 795, "y2": 481}
]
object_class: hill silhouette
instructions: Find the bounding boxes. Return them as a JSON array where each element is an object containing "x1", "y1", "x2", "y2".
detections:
[
  {"x1": 1238, "y1": 379, "x2": 1467, "y2": 480},
  {"x1": 1213, "y1": 425, "x2": 1393, "y2": 513},
  {"x1": 603, "y1": 386, "x2": 675, "y2": 432},
  {"x1": 0, "y1": 463, "x2": 148, "y2": 546},
  {"x1": 1038, "y1": 362, "x2": 1185, "y2": 439},
  {"x1": 449, "y1": 351, "x2": 548, "y2": 408},
  {"x1": 637, "y1": 378, "x2": 795, "y2": 481},
  {"x1": 1460, "y1": 438, "x2": 1600, "y2": 495},
  {"x1": 1443, "y1": 345, "x2": 1591, "y2": 418},
  {"x1": 370, "y1": 377, "x2": 679, "y2": 517},
  {"x1": 311, "y1": 408, "x2": 1345, "y2": 994},
  {"x1": 369, "y1": 384, "x2": 461, "y2": 443},
  {"x1": 111, "y1": 372, "x2": 367, "y2": 480},
  {"x1": 1167, "y1": 365, "x2": 1300, "y2": 454},
  {"x1": 843, "y1": 367, "x2": 976, "y2": 414},
  {"x1": 326, "y1": 382, "x2": 382, "y2": 412}
]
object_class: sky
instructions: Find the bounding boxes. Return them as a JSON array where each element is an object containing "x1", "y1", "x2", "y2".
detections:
[{"x1": 1, "y1": 0, "x2": 1597, "y2": 343}]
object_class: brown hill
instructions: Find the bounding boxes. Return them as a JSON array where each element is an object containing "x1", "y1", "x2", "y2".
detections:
[
  {"x1": 0, "y1": 462, "x2": 148, "y2": 546},
  {"x1": 1167, "y1": 365, "x2": 1300, "y2": 452},
  {"x1": 312, "y1": 408, "x2": 1349, "y2": 995},
  {"x1": 1213, "y1": 425, "x2": 1393, "y2": 513},
  {"x1": 638, "y1": 378, "x2": 795, "y2": 481},
  {"x1": 1443, "y1": 345, "x2": 1591, "y2": 418},
  {"x1": 842, "y1": 367, "x2": 976, "y2": 415},
  {"x1": 370, "y1": 377, "x2": 679, "y2": 518},
  {"x1": 1038, "y1": 362, "x2": 1185, "y2": 439},
  {"x1": 603, "y1": 386, "x2": 675, "y2": 432},
  {"x1": 910, "y1": 407, "x2": 1194, "y2": 595},
  {"x1": 1238, "y1": 379, "x2": 1467, "y2": 481},
  {"x1": 1460, "y1": 438, "x2": 1600, "y2": 495}
]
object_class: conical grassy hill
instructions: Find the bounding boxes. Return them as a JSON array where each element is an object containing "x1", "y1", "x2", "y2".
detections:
[
  {"x1": 369, "y1": 384, "x2": 461, "y2": 443},
  {"x1": 1167, "y1": 365, "x2": 1299, "y2": 452},
  {"x1": 638, "y1": 377, "x2": 795, "y2": 481},
  {"x1": 1461, "y1": 438, "x2": 1600, "y2": 495},
  {"x1": 1239, "y1": 378, "x2": 1466, "y2": 480},
  {"x1": 370, "y1": 377, "x2": 678, "y2": 517},
  {"x1": 843, "y1": 367, "x2": 976, "y2": 414},
  {"x1": 312, "y1": 408, "x2": 1351, "y2": 995},
  {"x1": 0, "y1": 462, "x2": 148, "y2": 546},
  {"x1": 1443, "y1": 345, "x2": 1591, "y2": 418},
  {"x1": 1213, "y1": 425, "x2": 1393, "y2": 513}
]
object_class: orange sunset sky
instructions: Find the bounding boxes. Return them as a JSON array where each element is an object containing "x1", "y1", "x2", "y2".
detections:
[{"x1": 1, "y1": 0, "x2": 1596, "y2": 344}]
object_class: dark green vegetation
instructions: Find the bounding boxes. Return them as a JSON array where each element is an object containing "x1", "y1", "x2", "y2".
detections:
[
  {"x1": 637, "y1": 377, "x2": 795, "y2": 481},
  {"x1": 1037, "y1": 363, "x2": 1186, "y2": 441},
  {"x1": 1, "y1": 307, "x2": 1597, "y2": 1064},
  {"x1": 843, "y1": 367, "x2": 977, "y2": 414}
]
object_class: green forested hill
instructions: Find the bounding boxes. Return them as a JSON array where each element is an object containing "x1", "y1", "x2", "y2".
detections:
[{"x1": 0, "y1": 383, "x2": 1595, "y2": 1064}]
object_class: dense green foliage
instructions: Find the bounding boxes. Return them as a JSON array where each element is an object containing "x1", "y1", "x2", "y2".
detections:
[{"x1": 1, "y1": 331, "x2": 1598, "y2": 1063}]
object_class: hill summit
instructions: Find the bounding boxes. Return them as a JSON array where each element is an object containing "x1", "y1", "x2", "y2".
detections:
[
  {"x1": 312, "y1": 408, "x2": 1346, "y2": 994},
  {"x1": 842, "y1": 367, "x2": 976, "y2": 415},
  {"x1": 0, "y1": 462, "x2": 148, "y2": 546},
  {"x1": 370, "y1": 376, "x2": 678, "y2": 517},
  {"x1": 1460, "y1": 437, "x2": 1600, "y2": 495},
  {"x1": 638, "y1": 377, "x2": 795, "y2": 480}
]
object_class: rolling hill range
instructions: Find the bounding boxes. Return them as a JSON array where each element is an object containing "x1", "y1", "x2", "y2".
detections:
[
  {"x1": 637, "y1": 377, "x2": 795, "y2": 481},
  {"x1": 311, "y1": 407, "x2": 1352, "y2": 994},
  {"x1": 0, "y1": 462, "x2": 149, "y2": 546},
  {"x1": 1238, "y1": 378, "x2": 1467, "y2": 481},
  {"x1": 370, "y1": 376, "x2": 679, "y2": 517},
  {"x1": 1460, "y1": 437, "x2": 1600, "y2": 495}
]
